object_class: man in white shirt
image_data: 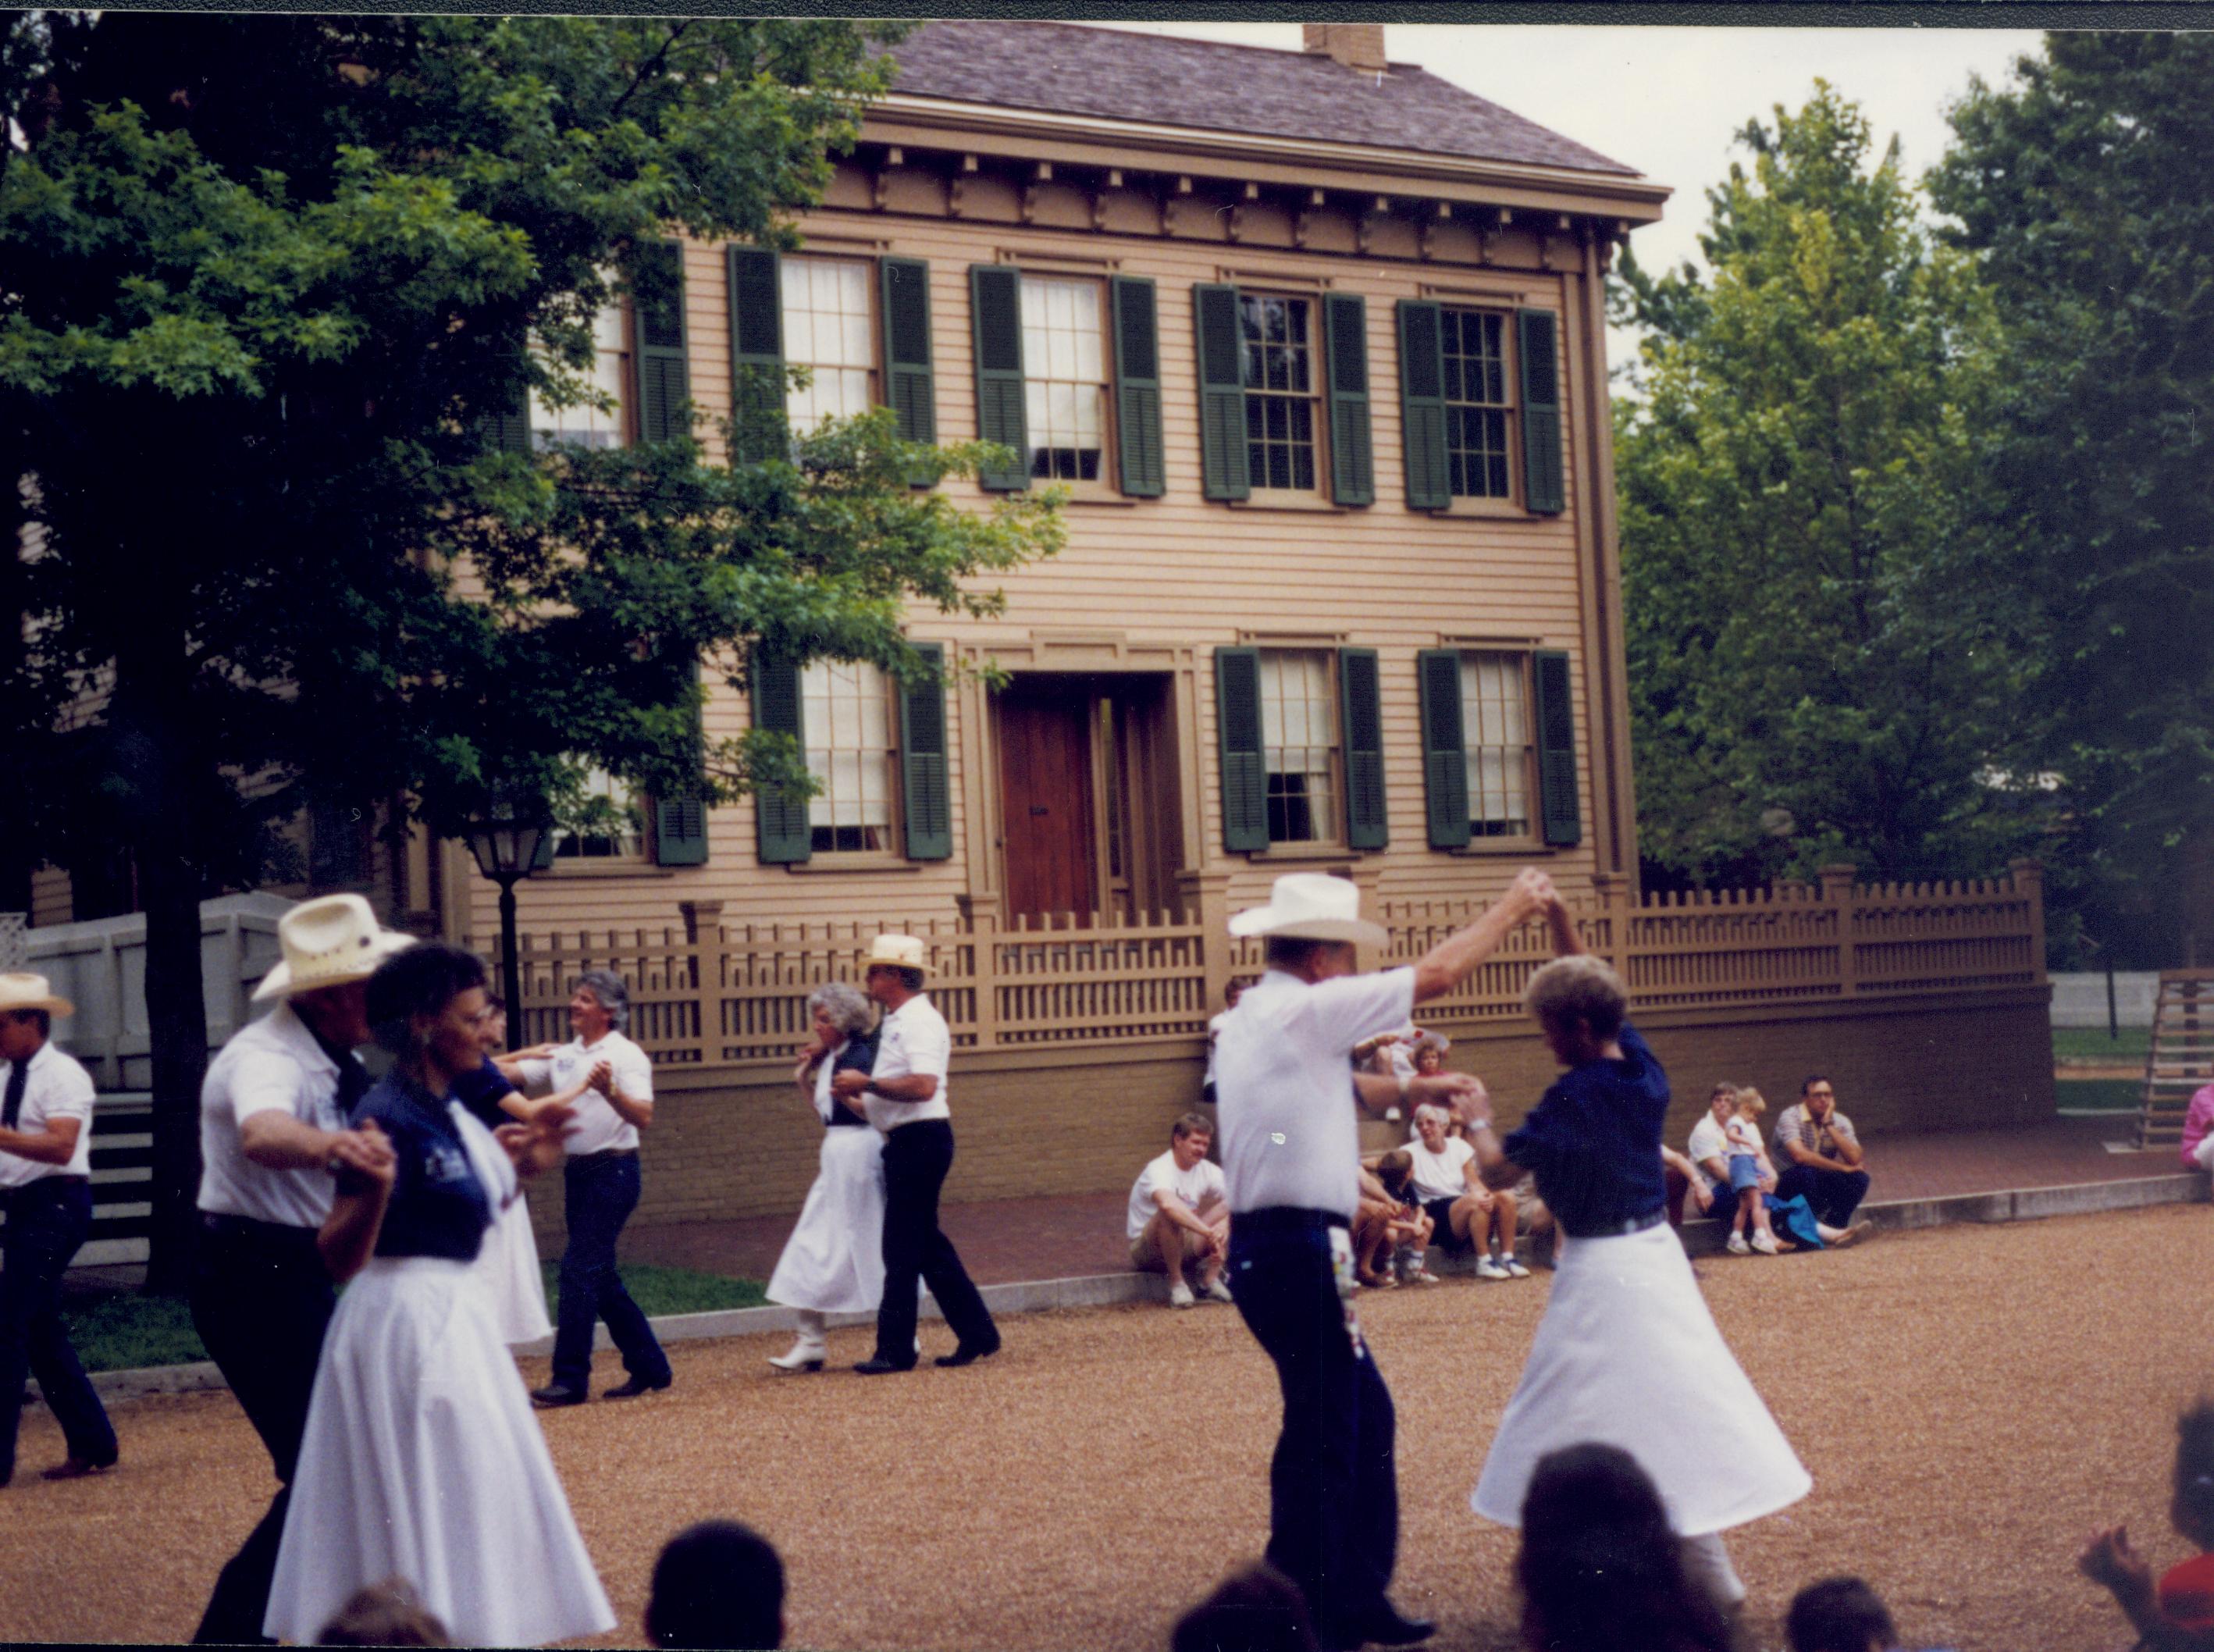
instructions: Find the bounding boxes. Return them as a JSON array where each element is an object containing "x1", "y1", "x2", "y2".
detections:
[
  {"x1": 1683, "y1": 1083, "x2": 1755, "y2": 1231},
  {"x1": 833, "y1": 935, "x2": 999, "y2": 1374},
  {"x1": 190, "y1": 895, "x2": 407, "y2": 1643},
  {"x1": 1214, "y1": 867, "x2": 1556, "y2": 1652},
  {"x1": 1128, "y1": 1113, "x2": 1231, "y2": 1308},
  {"x1": 0, "y1": 974, "x2": 117, "y2": 1489},
  {"x1": 515, "y1": 968, "x2": 671, "y2": 1407}
]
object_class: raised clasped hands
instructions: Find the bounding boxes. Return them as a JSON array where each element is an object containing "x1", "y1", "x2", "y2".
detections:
[
  {"x1": 830, "y1": 1068, "x2": 872, "y2": 1101},
  {"x1": 1510, "y1": 866, "x2": 1558, "y2": 919},
  {"x1": 496, "y1": 1116, "x2": 568, "y2": 1179},
  {"x1": 329, "y1": 1120, "x2": 396, "y2": 1187},
  {"x1": 2078, "y1": 1524, "x2": 2150, "y2": 1594},
  {"x1": 585, "y1": 1059, "x2": 614, "y2": 1097}
]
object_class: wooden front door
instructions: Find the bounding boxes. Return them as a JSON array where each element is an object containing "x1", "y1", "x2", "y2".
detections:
[{"x1": 998, "y1": 680, "x2": 1099, "y2": 924}]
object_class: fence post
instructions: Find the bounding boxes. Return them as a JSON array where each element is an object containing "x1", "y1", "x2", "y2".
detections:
[
  {"x1": 2008, "y1": 858, "x2": 2047, "y2": 984},
  {"x1": 1820, "y1": 864, "x2": 1859, "y2": 997},
  {"x1": 678, "y1": 901, "x2": 724, "y2": 1064},
  {"x1": 1177, "y1": 868, "x2": 1235, "y2": 1019},
  {"x1": 1587, "y1": 871, "x2": 1628, "y2": 977},
  {"x1": 956, "y1": 897, "x2": 1002, "y2": 1051}
]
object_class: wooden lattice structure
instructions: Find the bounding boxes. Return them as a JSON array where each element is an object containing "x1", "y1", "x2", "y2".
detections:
[{"x1": 2135, "y1": 970, "x2": 2214, "y2": 1148}]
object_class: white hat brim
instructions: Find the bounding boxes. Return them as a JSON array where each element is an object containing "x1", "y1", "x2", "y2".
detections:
[
  {"x1": 1227, "y1": 912, "x2": 1389, "y2": 947},
  {"x1": 252, "y1": 930, "x2": 416, "y2": 1002},
  {"x1": 0, "y1": 993, "x2": 73, "y2": 1017}
]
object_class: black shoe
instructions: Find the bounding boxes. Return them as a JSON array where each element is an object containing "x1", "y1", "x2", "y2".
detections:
[
  {"x1": 933, "y1": 1337, "x2": 1002, "y2": 1368},
  {"x1": 852, "y1": 1356, "x2": 917, "y2": 1376},
  {"x1": 40, "y1": 1454, "x2": 118, "y2": 1480},
  {"x1": 1351, "y1": 1604, "x2": 1435, "y2": 1647},
  {"x1": 603, "y1": 1373, "x2": 673, "y2": 1399},
  {"x1": 529, "y1": 1383, "x2": 588, "y2": 1408}
]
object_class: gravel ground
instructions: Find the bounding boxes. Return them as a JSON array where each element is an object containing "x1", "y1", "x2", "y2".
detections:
[{"x1": 1, "y1": 1204, "x2": 2205, "y2": 1651}]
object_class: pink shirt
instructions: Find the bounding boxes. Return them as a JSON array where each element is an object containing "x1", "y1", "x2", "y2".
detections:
[{"x1": 2180, "y1": 1084, "x2": 2214, "y2": 1171}]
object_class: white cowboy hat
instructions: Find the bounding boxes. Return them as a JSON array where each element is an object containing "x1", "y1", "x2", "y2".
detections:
[
  {"x1": 251, "y1": 894, "x2": 416, "y2": 1002},
  {"x1": 0, "y1": 973, "x2": 73, "y2": 1018},
  {"x1": 860, "y1": 933, "x2": 928, "y2": 974},
  {"x1": 1228, "y1": 873, "x2": 1388, "y2": 948}
]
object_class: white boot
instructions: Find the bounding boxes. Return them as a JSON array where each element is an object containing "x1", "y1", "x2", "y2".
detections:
[{"x1": 768, "y1": 1310, "x2": 828, "y2": 1373}]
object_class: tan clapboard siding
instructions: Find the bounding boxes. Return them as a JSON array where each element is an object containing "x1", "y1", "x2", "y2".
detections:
[{"x1": 460, "y1": 180, "x2": 1619, "y2": 944}]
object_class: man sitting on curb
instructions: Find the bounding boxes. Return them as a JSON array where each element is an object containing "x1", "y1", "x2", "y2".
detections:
[
  {"x1": 1688, "y1": 1080, "x2": 1867, "y2": 1248},
  {"x1": 1128, "y1": 1113, "x2": 1232, "y2": 1307},
  {"x1": 1771, "y1": 1076, "x2": 1873, "y2": 1237}
]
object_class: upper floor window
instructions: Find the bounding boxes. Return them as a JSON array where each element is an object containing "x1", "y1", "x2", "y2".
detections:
[
  {"x1": 530, "y1": 307, "x2": 630, "y2": 450},
  {"x1": 1460, "y1": 652, "x2": 1533, "y2": 838},
  {"x1": 1240, "y1": 295, "x2": 1321, "y2": 494},
  {"x1": 781, "y1": 256, "x2": 877, "y2": 430},
  {"x1": 1441, "y1": 308, "x2": 1513, "y2": 500},
  {"x1": 553, "y1": 766, "x2": 647, "y2": 863},
  {"x1": 1259, "y1": 648, "x2": 1339, "y2": 845},
  {"x1": 803, "y1": 658, "x2": 897, "y2": 855},
  {"x1": 1020, "y1": 276, "x2": 1109, "y2": 484}
]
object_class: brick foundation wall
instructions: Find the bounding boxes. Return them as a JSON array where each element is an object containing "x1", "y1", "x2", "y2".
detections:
[{"x1": 531, "y1": 985, "x2": 2052, "y2": 1249}]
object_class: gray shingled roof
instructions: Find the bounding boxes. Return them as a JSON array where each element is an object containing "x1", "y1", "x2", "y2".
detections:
[{"x1": 881, "y1": 21, "x2": 1638, "y2": 178}]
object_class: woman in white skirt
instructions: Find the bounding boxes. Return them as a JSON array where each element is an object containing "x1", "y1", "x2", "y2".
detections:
[
  {"x1": 264, "y1": 943, "x2": 615, "y2": 1647},
  {"x1": 765, "y1": 981, "x2": 885, "y2": 1372},
  {"x1": 1458, "y1": 881, "x2": 1810, "y2": 1612}
]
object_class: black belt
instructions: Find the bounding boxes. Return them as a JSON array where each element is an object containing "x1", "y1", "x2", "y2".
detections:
[
  {"x1": 0, "y1": 1173, "x2": 89, "y2": 1204},
  {"x1": 568, "y1": 1147, "x2": 639, "y2": 1165},
  {"x1": 1565, "y1": 1209, "x2": 1668, "y2": 1241},
  {"x1": 824, "y1": 1116, "x2": 870, "y2": 1130},
  {"x1": 1234, "y1": 1206, "x2": 1349, "y2": 1234},
  {"x1": 199, "y1": 1210, "x2": 317, "y2": 1243}
]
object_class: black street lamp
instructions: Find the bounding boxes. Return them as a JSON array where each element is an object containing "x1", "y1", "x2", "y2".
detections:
[{"x1": 466, "y1": 800, "x2": 550, "y2": 1011}]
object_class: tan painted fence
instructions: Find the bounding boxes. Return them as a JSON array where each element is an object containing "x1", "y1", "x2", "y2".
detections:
[{"x1": 511, "y1": 861, "x2": 2046, "y2": 1067}]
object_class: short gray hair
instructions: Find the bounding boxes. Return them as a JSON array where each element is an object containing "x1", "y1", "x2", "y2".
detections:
[
  {"x1": 575, "y1": 968, "x2": 631, "y2": 1031},
  {"x1": 1522, "y1": 954, "x2": 1628, "y2": 1041},
  {"x1": 1412, "y1": 1102, "x2": 1453, "y2": 1127},
  {"x1": 806, "y1": 981, "x2": 873, "y2": 1036}
]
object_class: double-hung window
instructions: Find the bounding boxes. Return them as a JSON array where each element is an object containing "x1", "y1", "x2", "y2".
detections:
[
  {"x1": 781, "y1": 256, "x2": 877, "y2": 431},
  {"x1": 969, "y1": 265, "x2": 1164, "y2": 497},
  {"x1": 1258, "y1": 649, "x2": 1339, "y2": 844},
  {"x1": 529, "y1": 306, "x2": 632, "y2": 450},
  {"x1": 801, "y1": 659, "x2": 898, "y2": 856},
  {"x1": 1459, "y1": 653, "x2": 1533, "y2": 838},
  {"x1": 1417, "y1": 647, "x2": 1582, "y2": 849},
  {"x1": 550, "y1": 767, "x2": 648, "y2": 863},
  {"x1": 1397, "y1": 301, "x2": 1564, "y2": 514},
  {"x1": 1194, "y1": 283, "x2": 1373, "y2": 506},
  {"x1": 1440, "y1": 309, "x2": 1514, "y2": 500},
  {"x1": 1241, "y1": 296, "x2": 1322, "y2": 494},
  {"x1": 1213, "y1": 644, "x2": 1388, "y2": 854},
  {"x1": 1020, "y1": 276, "x2": 1109, "y2": 484}
]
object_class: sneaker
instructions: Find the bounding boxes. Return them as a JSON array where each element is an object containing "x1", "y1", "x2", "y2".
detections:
[
  {"x1": 1169, "y1": 1280, "x2": 1197, "y2": 1308},
  {"x1": 1204, "y1": 1278, "x2": 1236, "y2": 1305},
  {"x1": 1500, "y1": 1255, "x2": 1532, "y2": 1279},
  {"x1": 1475, "y1": 1257, "x2": 1510, "y2": 1281},
  {"x1": 1750, "y1": 1231, "x2": 1780, "y2": 1255},
  {"x1": 1725, "y1": 1232, "x2": 1750, "y2": 1256}
]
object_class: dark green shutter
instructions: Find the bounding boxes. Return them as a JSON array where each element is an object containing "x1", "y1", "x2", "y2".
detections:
[
  {"x1": 750, "y1": 646, "x2": 810, "y2": 864},
  {"x1": 881, "y1": 257, "x2": 935, "y2": 485},
  {"x1": 1518, "y1": 308, "x2": 1565, "y2": 515},
  {"x1": 1397, "y1": 301, "x2": 1450, "y2": 510},
  {"x1": 1339, "y1": 647, "x2": 1387, "y2": 849},
  {"x1": 1322, "y1": 293, "x2": 1374, "y2": 507},
  {"x1": 1417, "y1": 650, "x2": 1471, "y2": 849},
  {"x1": 656, "y1": 651, "x2": 710, "y2": 867},
  {"x1": 969, "y1": 265, "x2": 1028, "y2": 491},
  {"x1": 1110, "y1": 276, "x2": 1165, "y2": 497},
  {"x1": 1532, "y1": 649, "x2": 1582, "y2": 846},
  {"x1": 531, "y1": 824, "x2": 557, "y2": 871},
  {"x1": 726, "y1": 245, "x2": 785, "y2": 465},
  {"x1": 899, "y1": 643, "x2": 952, "y2": 860},
  {"x1": 1215, "y1": 646, "x2": 1268, "y2": 853},
  {"x1": 632, "y1": 240, "x2": 690, "y2": 444},
  {"x1": 1192, "y1": 283, "x2": 1250, "y2": 502}
]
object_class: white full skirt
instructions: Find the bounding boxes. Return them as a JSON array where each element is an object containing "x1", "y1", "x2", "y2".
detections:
[
  {"x1": 468, "y1": 1187, "x2": 554, "y2": 1345},
  {"x1": 766, "y1": 1126, "x2": 887, "y2": 1314},
  {"x1": 263, "y1": 1256, "x2": 616, "y2": 1647},
  {"x1": 1471, "y1": 1219, "x2": 1811, "y2": 1537}
]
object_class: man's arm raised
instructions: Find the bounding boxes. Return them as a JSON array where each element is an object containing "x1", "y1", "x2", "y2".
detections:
[{"x1": 1410, "y1": 868, "x2": 1555, "y2": 1004}]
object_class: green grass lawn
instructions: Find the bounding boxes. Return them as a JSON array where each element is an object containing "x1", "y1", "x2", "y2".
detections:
[
  {"x1": 2053, "y1": 1025, "x2": 2152, "y2": 1065},
  {"x1": 2054, "y1": 1077, "x2": 2145, "y2": 1114},
  {"x1": 62, "y1": 1262, "x2": 766, "y2": 1375}
]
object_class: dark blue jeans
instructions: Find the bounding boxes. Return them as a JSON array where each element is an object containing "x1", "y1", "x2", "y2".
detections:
[
  {"x1": 874, "y1": 1120, "x2": 996, "y2": 1365},
  {"x1": 553, "y1": 1152, "x2": 669, "y2": 1393},
  {"x1": 1771, "y1": 1163, "x2": 1871, "y2": 1229},
  {"x1": 189, "y1": 1213, "x2": 336, "y2": 1645},
  {"x1": 1228, "y1": 1210, "x2": 1397, "y2": 1643},
  {"x1": 0, "y1": 1177, "x2": 116, "y2": 1485}
]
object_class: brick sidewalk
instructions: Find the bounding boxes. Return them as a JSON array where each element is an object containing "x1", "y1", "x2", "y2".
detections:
[{"x1": 625, "y1": 1113, "x2": 2177, "y2": 1287}]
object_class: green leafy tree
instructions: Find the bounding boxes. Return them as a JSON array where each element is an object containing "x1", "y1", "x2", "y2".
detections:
[
  {"x1": 1928, "y1": 33, "x2": 2214, "y2": 967},
  {"x1": 1611, "y1": 83, "x2": 2046, "y2": 890},
  {"x1": 2, "y1": 14, "x2": 1063, "y2": 1286}
]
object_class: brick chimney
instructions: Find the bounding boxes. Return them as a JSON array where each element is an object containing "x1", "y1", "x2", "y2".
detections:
[{"x1": 1302, "y1": 23, "x2": 1388, "y2": 74}]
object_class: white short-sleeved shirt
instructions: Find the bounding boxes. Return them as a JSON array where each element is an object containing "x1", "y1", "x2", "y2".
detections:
[
  {"x1": 1724, "y1": 1116, "x2": 1764, "y2": 1159},
  {"x1": 198, "y1": 999, "x2": 356, "y2": 1228},
  {"x1": 1215, "y1": 965, "x2": 1416, "y2": 1222},
  {"x1": 1685, "y1": 1113, "x2": 1730, "y2": 1192},
  {"x1": 865, "y1": 994, "x2": 952, "y2": 1133},
  {"x1": 517, "y1": 1031, "x2": 651, "y2": 1156},
  {"x1": 0, "y1": 1041, "x2": 97, "y2": 1188},
  {"x1": 1127, "y1": 1148, "x2": 1228, "y2": 1240},
  {"x1": 1403, "y1": 1134, "x2": 1475, "y2": 1204}
]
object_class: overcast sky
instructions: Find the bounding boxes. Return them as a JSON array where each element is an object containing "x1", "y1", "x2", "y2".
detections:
[{"x1": 1088, "y1": 20, "x2": 2048, "y2": 368}]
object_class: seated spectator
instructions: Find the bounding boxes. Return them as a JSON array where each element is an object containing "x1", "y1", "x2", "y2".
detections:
[
  {"x1": 1771, "y1": 1076, "x2": 1872, "y2": 1234},
  {"x1": 1515, "y1": 1444, "x2": 1734, "y2": 1652},
  {"x1": 1661, "y1": 1144, "x2": 1713, "y2": 1230},
  {"x1": 2081, "y1": 1399, "x2": 2214, "y2": 1652},
  {"x1": 1172, "y1": 1559, "x2": 1319, "y2": 1652},
  {"x1": 1203, "y1": 979, "x2": 1251, "y2": 1105},
  {"x1": 1128, "y1": 1113, "x2": 1232, "y2": 1308},
  {"x1": 1786, "y1": 1576, "x2": 1910, "y2": 1652},
  {"x1": 1684, "y1": 1084, "x2": 1750, "y2": 1232},
  {"x1": 1721, "y1": 1088, "x2": 1785, "y2": 1257},
  {"x1": 1354, "y1": 1151, "x2": 1434, "y2": 1287},
  {"x1": 647, "y1": 1521, "x2": 785, "y2": 1650},
  {"x1": 1405, "y1": 1102, "x2": 1529, "y2": 1280},
  {"x1": 318, "y1": 1578, "x2": 450, "y2": 1647},
  {"x1": 2180, "y1": 1082, "x2": 2214, "y2": 1173}
]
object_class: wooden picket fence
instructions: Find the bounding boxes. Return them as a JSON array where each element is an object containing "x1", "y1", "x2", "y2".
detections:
[{"x1": 512, "y1": 862, "x2": 2046, "y2": 1068}]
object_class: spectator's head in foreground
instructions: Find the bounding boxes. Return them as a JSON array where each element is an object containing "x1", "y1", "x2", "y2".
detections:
[
  {"x1": 1786, "y1": 1576, "x2": 1899, "y2": 1652},
  {"x1": 1522, "y1": 954, "x2": 1630, "y2": 1069},
  {"x1": 1516, "y1": 1444, "x2": 1732, "y2": 1652},
  {"x1": 317, "y1": 1577, "x2": 450, "y2": 1646},
  {"x1": 1171, "y1": 1560, "x2": 1318, "y2": 1652},
  {"x1": 647, "y1": 1521, "x2": 785, "y2": 1650}
]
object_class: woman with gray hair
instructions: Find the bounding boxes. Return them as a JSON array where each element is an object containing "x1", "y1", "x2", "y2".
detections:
[{"x1": 765, "y1": 982, "x2": 885, "y2": 1372}]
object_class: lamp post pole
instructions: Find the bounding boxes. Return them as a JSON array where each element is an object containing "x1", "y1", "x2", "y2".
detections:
[{"x1": 497, "y1": 873, "x2": 525, "y2": 1012}]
